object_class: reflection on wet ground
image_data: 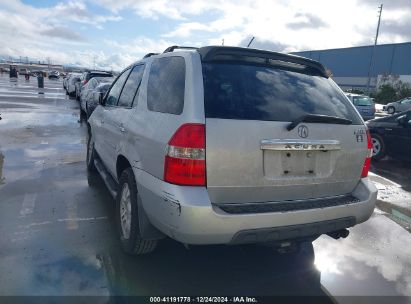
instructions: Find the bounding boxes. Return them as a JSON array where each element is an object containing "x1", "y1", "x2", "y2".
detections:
[
  {"x1": 370, "y1": 160, "x2": 411, "y2": 232},
  {"x1": 0, "y1": 74, "x2": 410, "y2": 303}
]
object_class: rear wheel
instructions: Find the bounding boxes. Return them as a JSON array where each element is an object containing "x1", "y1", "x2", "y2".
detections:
[
  {"x1": 387, "y1": 106, "x2": 395, "y2": 114},
  {"x1": 116, "y1": 168, "x2": 157, "y2": 255},
  {"x1": 371, "y1": 134, "x2": 386, "y2": 161}
]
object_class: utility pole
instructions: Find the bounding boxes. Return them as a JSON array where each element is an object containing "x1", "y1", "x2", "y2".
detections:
[
  {"x1": 247, "y1": 36, "x2": 255, "y2": 48},
  {"x1": 222, "y1": 39, "x2": 224, "y2": 46},
  {"x1": 366, "y1": 4, "x2": 383, "y2": 93}
]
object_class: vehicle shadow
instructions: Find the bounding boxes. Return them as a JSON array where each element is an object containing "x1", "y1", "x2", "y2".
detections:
[{"x1": 99, "y1": 239, "x2": 334, "y2": 302}]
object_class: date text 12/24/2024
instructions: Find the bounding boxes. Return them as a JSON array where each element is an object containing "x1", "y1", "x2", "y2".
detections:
[{"x1": 150, "y1": 297, "x2": 258, "y2": 303}]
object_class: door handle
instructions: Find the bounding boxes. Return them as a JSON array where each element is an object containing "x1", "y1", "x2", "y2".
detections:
[
  {"x1": 385, "y1": 128, "x2": 392, "y2": 131},
  {"x1": 119, "y1": 124, "x2": 126, "y2": 132}
]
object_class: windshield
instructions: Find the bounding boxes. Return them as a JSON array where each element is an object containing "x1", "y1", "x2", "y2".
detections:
[
  {"x1": 202, "y1": 62, "x2": 362, "y2": 124},
  {"x1": 352, "y1": 96, "x2": 373, "y2": 106}
]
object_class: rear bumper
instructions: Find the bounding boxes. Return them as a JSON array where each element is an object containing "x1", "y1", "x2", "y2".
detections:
[{"x1": 136, "y1": 169, "x2": 377, "y2": 245}]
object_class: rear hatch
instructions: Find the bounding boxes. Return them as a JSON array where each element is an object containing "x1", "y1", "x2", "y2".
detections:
[
  {"x1": 202, "y1": 59, "x2": 366, "y2": 204},
  {"x1": 352, "y1": 96, "x2": 375, "y2": 118}
]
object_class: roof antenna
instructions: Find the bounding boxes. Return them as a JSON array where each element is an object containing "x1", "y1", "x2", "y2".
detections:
[{"x1": 247, "y1": 36, "x2": 255, "y2": 48}]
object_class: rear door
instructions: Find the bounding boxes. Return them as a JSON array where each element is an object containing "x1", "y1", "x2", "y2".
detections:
[
  {"x1": 97, "y1": 69, "x2": 131, "y2": 175},
  {"x1": 203, "y1": 62, "x2": 367, "y2": 204},
  {"x1": 101, "y1": 65, "x2": 145, "y2": 178}
]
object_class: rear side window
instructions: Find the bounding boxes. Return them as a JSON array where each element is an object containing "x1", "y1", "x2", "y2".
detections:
[
  {"x1": 147, "y1": 57, "x2": 185, "y2": 114},
  {"x1": 118, "y1": 65, "x2": 145, "y2": 108},
  {"x1": 105, "y1": 69, "x2": 130, "y2": 106},
  {"x1": 203, "y1": 63, "x2": 362, "y2": 124}
]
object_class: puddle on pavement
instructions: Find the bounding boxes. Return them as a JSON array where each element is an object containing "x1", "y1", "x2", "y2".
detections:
[
  {"x1": 0, "y1": 112, "x2": 78, "y2": 130},
  {"x1": 1, "y1": 254, "x2": 110, "y2": 297},
  {"x1": 314, "y1": 213, "x2": 411, "y2": 297}
]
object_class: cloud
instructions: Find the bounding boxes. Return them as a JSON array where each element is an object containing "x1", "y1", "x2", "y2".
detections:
[
  {"x1": 1, "y1": 0, "x2": 410, "y2": 72},
  {"x1": 1, "y1": 0, "x2": 122, "y2": 28},
  {"x1": 163, "y1": 22, "x2": 211, "y2": 38},
  {"x1": 237, "y1": 36, "x2": 289, "y2": 52},
  {"x1": 287, "y1": 13, "x2": 328, "y2": 30},
  {"x1": 104, "y1": 37, "x2": 175, "y2": 57},
  {"x1": 380, "y1": 18, "x2": 411, "y2": 42},
  {"x1": 41, "y1": 27, "x2": 86, "y2": 42},
  {"x1": 359, "y1": 0, "x2": 411, "y2": 10}
]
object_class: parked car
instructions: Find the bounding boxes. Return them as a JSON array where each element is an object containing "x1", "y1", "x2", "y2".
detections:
[
  {"x1": 30, "y1": 70, "x2": 42, "y2": 77},
  {"x1": 367, "y1": 110, "x2": 411, "y2": 161},
  {"x1": 384, "y1": 97, "x2": 411, "y2": 114},
  {"x1": 80, "y1": 77, "x2": 114, "y2": 117},
  {"x1": 48, "y1": 71, "x2": 60, "y2": 79},
  {"x1": 63, "y1": 73, "x2": 70, "y2": 90},
  {"x1": 87, "y1": 46, "x2": 377, "y2": 255},
  {"x1": 19, "y1": 68, "x2": 30, "y2": 75},
  {"x1": 66, "y1": 73, "x2": 81, "y2": 97},
  {"x1": 76, "y1": 70, "x2": 113, "y2": 101},
  {"x1": 345, "y1": 93, "x2": 375, "y2": 120}
]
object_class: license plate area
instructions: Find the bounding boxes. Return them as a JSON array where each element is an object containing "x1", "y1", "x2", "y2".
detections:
[{"x1": 263, "y1": 150, "x2": 333, "y2": 179}]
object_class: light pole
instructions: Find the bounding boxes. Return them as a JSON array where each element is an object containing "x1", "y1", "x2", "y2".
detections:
[
  {"x1": 247, "y1": 37, "x2": 255, "y2": 48},
  {"x1": 366, "y1": 4, "x2": 383, "y2": 93}
]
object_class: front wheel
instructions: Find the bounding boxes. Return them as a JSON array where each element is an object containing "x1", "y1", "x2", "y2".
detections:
[
  {"x1": 86, "y1": 130, "x2": 97, "y2": 171},
  {"x1": 116, "y1": 168, "x2": 157, "y2": 255},
  {"x1": 387, "y1": 106, "x2": 395, "y2": 114},
  {"x1": 371, "y1": 134, "x2": 386, "y2": 161}
]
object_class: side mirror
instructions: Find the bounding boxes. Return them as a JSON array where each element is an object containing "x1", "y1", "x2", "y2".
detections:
[{"x1": 396, "y1": 115, "x2": 406, "y2": 126}]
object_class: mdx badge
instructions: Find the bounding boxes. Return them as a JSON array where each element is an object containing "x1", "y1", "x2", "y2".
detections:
[
  {"x1": 298, "y1": 125, "x2": 309, "y2": 138},
  {"x1": 354, "y1": 129, "x2": 365, "y2": 143}
]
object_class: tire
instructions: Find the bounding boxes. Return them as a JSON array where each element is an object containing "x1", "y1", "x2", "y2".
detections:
[
  {"x1": 387, "y1": 106, "x2": 395, "y2": 114},
  {"x1": 116, "y1": 168, "x2": 157, "y2": 255},
  {"x1": 371, "y1": 134, "x2": 386, "y2": 161},
  {"x1": 86, "y1": 129, "x2": 97, "y2": 172}
]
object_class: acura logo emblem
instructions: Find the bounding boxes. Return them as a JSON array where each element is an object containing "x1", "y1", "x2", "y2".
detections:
[{"x1": 298, "y1": 125, "x2": 309, "y2": 138}]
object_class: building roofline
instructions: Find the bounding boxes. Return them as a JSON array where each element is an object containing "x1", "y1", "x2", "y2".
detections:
[{"x1": 292, "y1": 41, "x2": 411, "y2": 53}]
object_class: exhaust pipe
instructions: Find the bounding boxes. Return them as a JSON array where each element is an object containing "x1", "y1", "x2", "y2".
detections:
[{"x1": 327, "y1": 229, "x2": 349, "y2": 240}]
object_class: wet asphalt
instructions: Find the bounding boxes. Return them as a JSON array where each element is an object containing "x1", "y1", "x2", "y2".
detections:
[{"x1": 0, "y1": 74, "x2": 410, "y2": 303}]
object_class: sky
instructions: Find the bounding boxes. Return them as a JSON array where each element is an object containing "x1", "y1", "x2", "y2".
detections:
[{"x1": 1, "y1": 0, "x2": 410, "y2": 71}]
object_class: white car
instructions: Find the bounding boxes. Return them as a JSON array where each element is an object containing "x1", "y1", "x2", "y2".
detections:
[{"x1": 384, "y1": 97, "x2": 411, "y2": 114}]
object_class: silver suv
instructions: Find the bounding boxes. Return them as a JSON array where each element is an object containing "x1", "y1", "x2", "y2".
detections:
[{"x1": 87, "y1": 46, "x2": 377, "y2": 255}]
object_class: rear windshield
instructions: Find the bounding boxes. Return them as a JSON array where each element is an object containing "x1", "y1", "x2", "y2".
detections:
[
  {"x1": 352, "y1": 96, "x2": 373, "y2": 106},
  {"x1": 202, "y1": 62, "x2": 362, "y2": 124}
]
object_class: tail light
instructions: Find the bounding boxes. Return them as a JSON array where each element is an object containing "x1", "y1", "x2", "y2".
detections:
[
  {"x1": 82, "y1": 80, "x2": 88, "y2": 86},
  {"x1": 361, "y1": 129, "x2": 373, "y2": 178},
  {"x1": 164, "y1": 123, "x2": 206, "y2": 186}
]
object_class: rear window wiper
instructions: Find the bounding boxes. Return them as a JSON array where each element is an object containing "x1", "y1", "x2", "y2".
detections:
[{"x1": 287, "y1": 114, "x2": 352, "y2": 131}]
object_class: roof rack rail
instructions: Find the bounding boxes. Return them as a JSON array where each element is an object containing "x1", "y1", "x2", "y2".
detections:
[
  {"x1": 163, "y1": 46, "x2": 198, "y2": 53},
  {"x1": 143, "y1": 53, "x2": 159, "y2": 58}
]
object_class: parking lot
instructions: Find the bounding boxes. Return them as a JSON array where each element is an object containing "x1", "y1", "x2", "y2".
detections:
[{"x1": 0, "y1": 73, "x2": 410, "y2": 302}]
